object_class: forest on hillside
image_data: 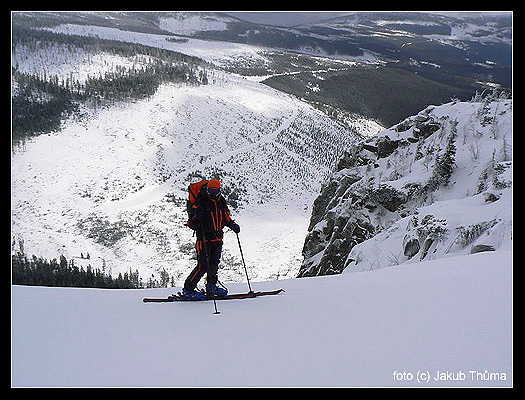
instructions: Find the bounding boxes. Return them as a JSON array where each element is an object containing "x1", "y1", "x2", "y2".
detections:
[{"x1": 12, "y1": 25, "x2": 210, "y2": 143}]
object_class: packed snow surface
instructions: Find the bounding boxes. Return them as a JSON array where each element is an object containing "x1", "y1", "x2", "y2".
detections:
[{"x1": 12, "y1": 250, "x2": 511, "y2": 387}]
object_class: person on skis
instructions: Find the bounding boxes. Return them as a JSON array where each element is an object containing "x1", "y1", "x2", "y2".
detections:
[{"x1": 183, "y1": 179, "x2": 240, "y2": 300}]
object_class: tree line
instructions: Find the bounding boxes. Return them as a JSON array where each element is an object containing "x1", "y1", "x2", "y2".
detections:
[
  {"x1": 12, "y1": 251, "x2": 180, "y2": 289},
  {"x1": 12, "y1": 24, "x2": 210, "y2": 144},
  {"x1": 12, "y1": 252, "x2": 141, "y2": 289}
]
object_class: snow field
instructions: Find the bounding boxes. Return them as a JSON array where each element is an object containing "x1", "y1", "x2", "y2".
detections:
[{"x1": 12, "y1": 250, "x2": 512, "y2": 387}]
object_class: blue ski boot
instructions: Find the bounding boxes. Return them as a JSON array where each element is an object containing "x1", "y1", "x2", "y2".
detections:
[
  {"x1": 206, "y1": 283, "x2": 228, "y2": 298},
  {"x1": 182, "y1": 287, "x2": 205, "y2": 301}
]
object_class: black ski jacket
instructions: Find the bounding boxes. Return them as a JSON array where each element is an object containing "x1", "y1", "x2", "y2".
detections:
[{"x1": 189, "y1": 191, "x2": 235, "y2": 241}]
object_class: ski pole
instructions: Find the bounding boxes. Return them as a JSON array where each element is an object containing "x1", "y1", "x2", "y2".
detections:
[
  {"x1": 236, "y1": 233, "x2": 253, "y2": 293},
  {"x1": 200, "y1": 220, "x2": 219, "y2": 315}
]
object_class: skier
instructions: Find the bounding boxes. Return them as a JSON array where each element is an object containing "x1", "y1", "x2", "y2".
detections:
[{"x1": 183, "y1": 179, "x2": 240, "y2": 300}]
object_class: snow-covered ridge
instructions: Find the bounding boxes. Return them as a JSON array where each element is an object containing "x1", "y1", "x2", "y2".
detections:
[
  {"x1": 157, "y1": 13, "x2": 232, "y2": 36},
  {"x1": 42, "y1": 23, "x2": 268, "y2": 71}
]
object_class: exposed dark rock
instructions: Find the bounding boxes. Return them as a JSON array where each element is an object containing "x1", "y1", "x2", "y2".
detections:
[
  {"x1": 415, "y1": 122, "x2": 440, "y2": 139},
  {"x1": 470, "y1": 244, "x2": 495, "y2": 254},
  {"x1": 376, "y1": 136, "x2": 399, "y2": 158},
  {"x1": 403, "y1": 238, "x2": 420, "y2": 258}
]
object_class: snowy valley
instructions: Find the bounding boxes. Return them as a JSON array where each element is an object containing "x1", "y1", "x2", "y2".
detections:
[
  {"x1": 12, "y1": 20, "x2": 380, "y2": 285},
  {"x1": 13, "y1": 71, "x2": 365, "y2": 284}
]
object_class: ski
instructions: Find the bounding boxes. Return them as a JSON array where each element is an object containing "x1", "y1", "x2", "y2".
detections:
[{"x1": 143, "y1": 289, "x2": 283, "y2": 303}]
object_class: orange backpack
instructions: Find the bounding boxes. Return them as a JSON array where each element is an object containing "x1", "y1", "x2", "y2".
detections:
[{"x1": 186, "y1": 179, "x2": 208, "y2": 228}]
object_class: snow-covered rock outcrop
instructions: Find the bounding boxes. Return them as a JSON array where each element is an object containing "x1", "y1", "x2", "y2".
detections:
[{"x1": 299, "y1": 94, "x2": 512, "y2": 276}]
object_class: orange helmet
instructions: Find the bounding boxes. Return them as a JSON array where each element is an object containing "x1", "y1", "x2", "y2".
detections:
[{"x1": 207, "y1": 179, "x2": 221, "y2": 189}]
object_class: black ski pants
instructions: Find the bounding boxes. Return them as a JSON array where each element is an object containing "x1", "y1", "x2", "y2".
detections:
[{"x1": 184, "y1": 239, "x2": 223, "y2": 290}]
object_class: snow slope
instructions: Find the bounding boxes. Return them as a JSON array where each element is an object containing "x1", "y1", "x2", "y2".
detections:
[
  {"x1": 12, "y1": 250, "x2": 512, "y2": 387},
  {"x1": 11, "y1": 69, "x2": 370, "y2": 284},
  {"x1": 45, "y1": 23, "x2": 269, "y2": 71}
]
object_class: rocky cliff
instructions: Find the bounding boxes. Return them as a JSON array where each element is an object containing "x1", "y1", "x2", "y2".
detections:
[{"x1": 299, "y1": 93, "x2": 512, "y2": 277}]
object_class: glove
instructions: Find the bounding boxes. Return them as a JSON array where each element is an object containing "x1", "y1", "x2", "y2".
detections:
[
  {"x1": 229, "y1": 222, "x2": 240, "y2": 234},
  {"x1": 195, "y1": 206, "x2": 205, "y2": 219},
  {"x1": 188, "y1": 214, "x2": 200, "y2": 230}
]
